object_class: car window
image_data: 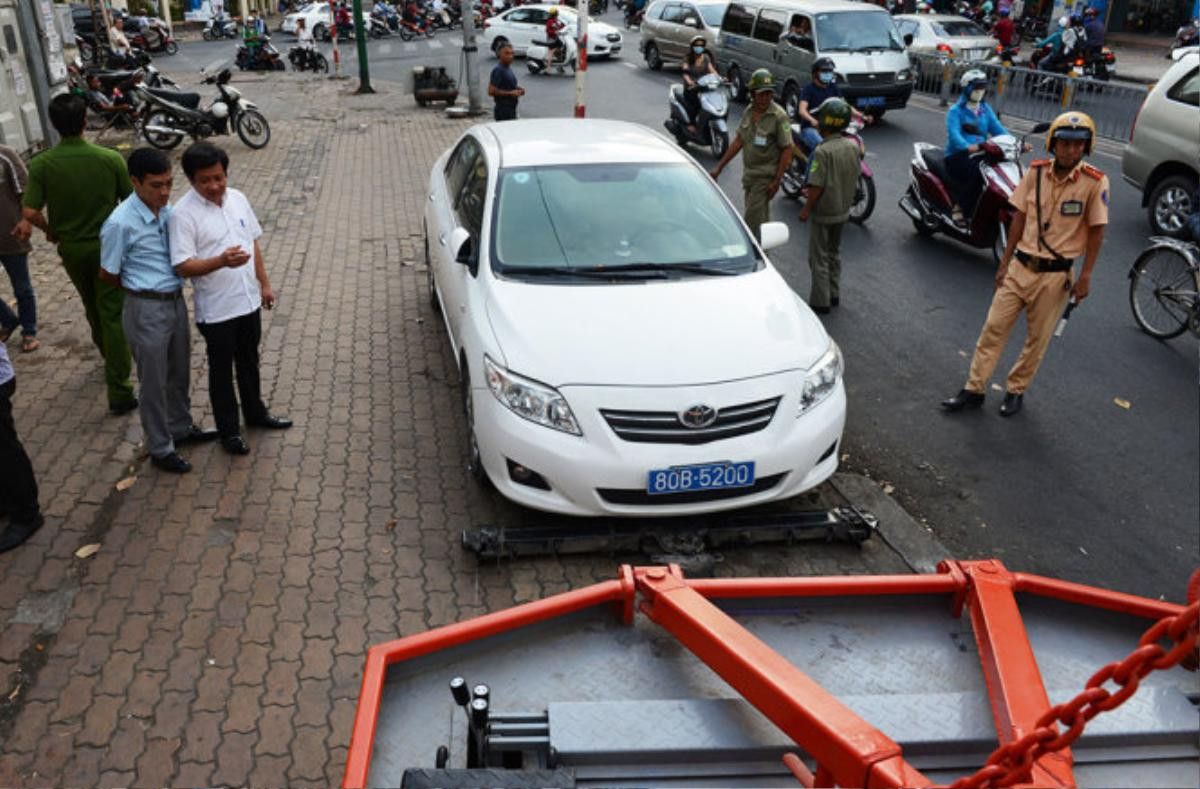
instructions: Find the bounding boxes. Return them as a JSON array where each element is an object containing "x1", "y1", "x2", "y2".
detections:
[
  {"x1": 752, "y1": 8, "x2": 785, "y2": 42},
  {"x1": 1166, "y1": 66, "x2": 1199, "y2": 106},
  {"x1": 932, "y1": 20, "x2": 987, "y2": 36},
  {"x1": 444, "y1": 137, "x2": 479, "y2": 200},
  {"x1": 527, "y1": 8, "x2": 549, "y2": 23},
  {"x1": 505, "y1": 8, "x2": 529, "y2": 22},
  {"x1": 661, "y1": 4, "x2": 686, "y2": 23},
  {"x1": 698, "y1": 4, "x2": 725, "y2": 26},
  {"x1": 815, "y1": 10, "x2": 904, "y2": 52},
  {"x1": 721, "y1": 2, "x2": 755, "y2": 35},
  {"x1": 646, "y1": 1, "x2": 666, "y2": 20},
  {"x1": 896, "y1": 19, "x2": 918, "y2": 38},
  {"x1": 455, "y1": 155, "x2": 489, "y2": 242}
]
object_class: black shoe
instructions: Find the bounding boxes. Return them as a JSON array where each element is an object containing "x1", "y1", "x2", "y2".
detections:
[
  {"x1": 812, "y1": 305, "x2": 831, "y2": 315},
  {"x1": 0, "y1": 514, "x2": 44, "y2": 554},
  {"x1": 247, "y1": 414, "x2": 293, "y2": 430},
  {"x1": 941, "y1": 389, "x2": 985, "y2": 411},
  {"x1": 150, "y1": 451, "x2": 192, "y2": 473},
  {"x1": 108, "y1": 397, "x2": 139, "y2": 416},
  {"x1": 221, "y1": 434, "x2": 250, "y2": 455},
  {"x1": 174, "y1": 424, "x2": 220, "y2": 445},
  {"x1": 831, "y1": 296, "x2": 840, "y2": 307},
  {"x1": 1000, "y1": 392, "x2": 1023, "y2": 417}
]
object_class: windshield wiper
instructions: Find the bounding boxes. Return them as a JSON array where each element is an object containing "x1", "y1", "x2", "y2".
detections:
[
  {"x1": 851, "y1": 45, "x2": 898, "y2": 52},
  {"x1": 499, "y1": 265, "x2": 668, "y2": 280},
  {"x1": 584, "y1": 262, "x2": 740, "y2": 276}
]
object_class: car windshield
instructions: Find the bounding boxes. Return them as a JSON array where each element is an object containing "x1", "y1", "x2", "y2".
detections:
[
  {"x1": 699, "y1": 4, "x2": 725, "y2": 26},
  {"x1": 492, "y1": 163, "x2": 757, "y2": 278},
  {"x1": 933, "y1": 20, "x2": 987, "y2": 36},
  {"x1": 815, "y1": 11, "x2": 905, "y2": 52}
]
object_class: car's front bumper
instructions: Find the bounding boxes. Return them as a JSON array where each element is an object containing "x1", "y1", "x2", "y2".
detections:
[{"x1": 473, "y1": 371, "x2": 846, "y2": 517}]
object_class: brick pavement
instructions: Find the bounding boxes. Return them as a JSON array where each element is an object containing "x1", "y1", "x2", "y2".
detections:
[{"x1": 0, "y1": 74, "x2": 911, "y2": 786}]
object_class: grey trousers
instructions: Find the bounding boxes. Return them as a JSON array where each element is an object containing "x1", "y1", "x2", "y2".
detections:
[
  {"x1": 808, "y1": 220, "x2": 845, "y2": 309},
  {"x1": 123, "y1": 294, "x2": 192, "y2": 458}
]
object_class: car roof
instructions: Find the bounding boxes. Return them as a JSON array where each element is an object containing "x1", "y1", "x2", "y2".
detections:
[
  {"x1": 781, "y1": 0, "x2": 891, "y2": 13},
  {"x1": 896, "y1": 13, "x2": 981, "y2": 22},
  {"x1": 476, "y1": 119, "x2": 692, "y2": 168}
]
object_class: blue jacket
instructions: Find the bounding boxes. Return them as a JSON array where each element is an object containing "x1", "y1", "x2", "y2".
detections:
[
  {"x1": 944, "y1": 95, "x2": 1009, "y2": 157},
  {"x1": 1037, "y1": 28, "x2": 1064, "y2": 55}
]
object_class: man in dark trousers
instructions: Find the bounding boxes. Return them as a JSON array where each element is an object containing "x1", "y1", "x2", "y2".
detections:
[
  {"x1": 170, "y1": 142, "x2": 292, "y2": 456},
  {"x1": 489, "y1": 42, "x2": 524, "y2": 121},
  {"x1": 0, "y1": 337, "x2": 42, "y2": 553},
  {"x1": 15, "y1": 94, "x2": 136, "y2": 414}
]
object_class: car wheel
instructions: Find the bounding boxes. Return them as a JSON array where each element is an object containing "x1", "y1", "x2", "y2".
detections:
[
  {"x1": 644, "y1": 41, "x2": 662, "y2": 70},
  {"x1": 491, "y1": 35, "x2": 509, "y2": 54},
  {"x1": 313, "y1": 22, "x2": 327, "y2": 40},
  {"x1": 424, "y1": 225, "x2": 440, "y2": 311},
  {"x1": 727, "y1": 64, "x2": 746, "y2": 103},
  {"x1": 1148, "y1": 174, "x2": 1197, "y2": 238},
  {"x1": 460, "y1": 363, "x2": 487, "y2": 484},
  {"x1": 782, "y1": 81, "x2": 801, "y2": 119}
]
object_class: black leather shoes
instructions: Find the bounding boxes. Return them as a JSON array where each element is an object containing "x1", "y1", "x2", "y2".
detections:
[
  {"x1": 150, "y1": 451, "x2": 192, "y2": 473},
  {"x1": 109, "y1": 397, "x2": 139, "y2": 416},
  {"x1": 174, "y1": 424, "x2": 220, "y2": 445},
  {"x1": 1000, "y1": 392, "x2": 1024, "y2": 417},
  {"x1": 221, "y1": 434, "x2": 250, "y2": 455},
  {"x1": 247, "y1": 414, "x2": 293, "y2": 430},
  {"x1": 941, "y1": 389, "x2": 985, "y2": 411},
  {"x1": 0, "y1": 514, "x2": 44, "y2": 554}
]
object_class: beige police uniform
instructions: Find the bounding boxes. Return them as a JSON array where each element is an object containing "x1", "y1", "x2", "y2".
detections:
[
  {"x1": 964, "y1": 159, "x2": 1109, "y2": 394},
  {"x1": 735, "y1": 101, "x2": 791, "y2": 241}
]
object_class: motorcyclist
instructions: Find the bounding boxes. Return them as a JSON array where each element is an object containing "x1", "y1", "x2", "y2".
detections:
[
  {"x1": 545, "y1": 6, "x2": 567, "y2": 62},
  {"x1": 1082, "y1": 7, "x2": 1105, "y2": 56},
  {"x1": 242, "y1": 8, "x2": 266, "y2": 59},
  {"x1": 992, "y1": 6, "x2": 1014, "y2": 47},
  {"x1": 1035, "y1": 16, "x2": 1069, "y2": 71},
  {"x1": 794, "y1": 58, "x2": 868, "y2": 179},
  {"x1": 295, "y1": 17, "x2": 317, "y2": 67},
  {"x1": 944, "y1": 69, "x2": 1010, "y2": 223},
  {"x1": 680, "y1": 35, "x2": 718, "y2": 134},
  {"x1": 336, "y1": 1, "x2": 354, "y2": 35}
]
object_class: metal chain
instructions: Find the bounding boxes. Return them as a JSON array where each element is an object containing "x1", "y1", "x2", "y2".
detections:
[{"x1": 948, "y1": 570, "x2": 1200, "y2": 789}]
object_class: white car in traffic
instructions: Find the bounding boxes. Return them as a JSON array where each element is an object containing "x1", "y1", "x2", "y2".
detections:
[
  {"x1": 282, "y1": 2, "x2": 369, "y2": 39},
  {"x1": 482, "y1": 4, "x2": 623, "y2": 57},
  {"x1": 424, "y1": 119, "x2": 846, "y2": 517}
]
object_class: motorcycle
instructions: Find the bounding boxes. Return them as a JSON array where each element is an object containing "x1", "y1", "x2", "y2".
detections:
[
  {"x1": 624, "y1": 4, "x2": 643, "y2": 27},
  {"x1": 137, "y1": 67, "x2": 272, "y2": 150},
  {"x1": 527, "y1": 32, "x2": 577, "y2": 74},
  {"x1": 398, "y1": 14, "x2": 435, "y2": 39},
  {"x1": 989, "y1": 42, "x2": 1019, "y2": 66},
  {"x1": 898, "y1": 123, "x2": 1048, "y2": 263},
  {"x1": 1079, "y1": 46, "x2": 1115, "y2": 80},
  {"x1": 664, "y1": 73, "x2": 730, "y2": 159},
  {"x1": 1169, "y1": 19, "x2": 1198, "y2": 57},
  {"x1": 104, "y1": 47, "x2": 152, "y2": 70},
  {"x1": 236, "y1": 37, "x2": 286, "y2": 70},
  {"x1": 368, "y1": 11, "x2": 393, "y2": 36},
  {"x1": 781, "y1": 118, "x2": 876, "y2": 223},
  {"x1": 288, "y1": 45, "x2": 329, "y2": 72},
  {"x1": 129, "y1": 20, "x2": 178, "y2": 55},
  {"x1": 202, "y1": 15, "x2": 240, "y2": 40}
]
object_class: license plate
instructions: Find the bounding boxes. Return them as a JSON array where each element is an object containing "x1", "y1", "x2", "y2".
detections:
[
  {"x1": 856, "y1": 96, "x2": 886, "y2": 107},
  {"x1": 647, "y1": 461, "x2": 756, "y2": 495}
]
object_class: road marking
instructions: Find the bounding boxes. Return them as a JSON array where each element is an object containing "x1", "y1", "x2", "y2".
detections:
[
  {"x1": 623, "y1": 61, "x2": 637, "y2": 69},
  {"x1": 429, "y1": 39, "x2": 443, "y2": 49},
  {"x1": 404, "y1": 42, "x2": 417, "y2": 52},
  {"x1": 379, "y1": 43, "x2": 393, "y2": 54}
]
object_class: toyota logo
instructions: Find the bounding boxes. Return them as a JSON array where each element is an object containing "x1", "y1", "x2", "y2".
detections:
[{"x1": 679, "y1": 404, "x2": 717, "y2": 429}]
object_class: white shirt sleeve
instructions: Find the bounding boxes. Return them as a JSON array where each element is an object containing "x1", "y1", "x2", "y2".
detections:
[{"x1": 169, "y1": 203, "x2": 199, "y2": 267}]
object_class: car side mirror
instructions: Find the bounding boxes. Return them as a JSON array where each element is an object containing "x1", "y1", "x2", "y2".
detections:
[
  {"x1": 450, "y1": 226, "x2": 474, "y2": 265},
  {"x1": 903, "y1": 32, "x2": 913, "y2": 45},
  {"x1": 759, "y1": 221, "x2": 789, "y2": 251},
  {"x1": 683, "y1": 15, "x2": 699, "y2": 26}
]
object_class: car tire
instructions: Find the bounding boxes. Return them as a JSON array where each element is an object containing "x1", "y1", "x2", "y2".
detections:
[
  {"x1": 491, "y1": 35, "x2": 509, "y2": 54},
  {"x1": 727, "y1": 64, "x2": 746, "y2": 103},
  {"x1": 313, "y1": 22, "x2": 327, "y2": 40},
  {"x1": 644, "y1": 41, "x2": 662, "y2": 70},
  {"x1": 460, "y1": 362, "x2": 487, "y2": 485},
  {"x1": 425, "y1": 225, "x2": 440, "y2": 312},
  {"x1": 1148, "y1": 173, "x2": 1197, "y2": 238},
  {"x1": 164, "y1": 40, "x2": 178, "y2": 55}
]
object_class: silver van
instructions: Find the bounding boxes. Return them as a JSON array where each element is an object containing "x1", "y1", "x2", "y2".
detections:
[
  {"x1": 640, "y1": 0, "x2": 728, "y2": 69},
  {"x1": 714, "y1": 0, "x2": 914, "y2": 118}
]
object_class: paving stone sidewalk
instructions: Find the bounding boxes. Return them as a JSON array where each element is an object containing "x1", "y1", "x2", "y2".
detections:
[{"x1": 0, "y1": 75, "x2": 912, "y2": 787}]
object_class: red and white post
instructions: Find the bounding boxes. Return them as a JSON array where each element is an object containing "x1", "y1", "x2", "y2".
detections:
[
  {"x1": 573, "y1": 1, "x2": 588, "y2": 117},
  {"x1": 329, "y1": 0, "x2": 342, "y2": 76}
]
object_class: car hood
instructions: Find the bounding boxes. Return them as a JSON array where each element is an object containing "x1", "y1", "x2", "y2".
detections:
[
  {"x1": 568, "y1": 20, "x2": 619, "y2": 36},
  {"x1": 484, "y1": 268, "x2": 830, "y2": 387}
]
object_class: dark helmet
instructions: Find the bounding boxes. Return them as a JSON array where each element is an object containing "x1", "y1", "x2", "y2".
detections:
[
  {"x1": 1083, "y1": 6, "x2": 1097, "y2": 15},
  {"x1": 816, "y1": 97, "x2": 852, "y2": 132},
  {"x1": 998, "y1": 6, "x2": 1009, "y2": 15},
  {"x1": 811, "y1": 56, "x2": 836, "y2": 75}
]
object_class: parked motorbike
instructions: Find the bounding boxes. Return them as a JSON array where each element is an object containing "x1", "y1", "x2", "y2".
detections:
[
  {"x1": 664, "y1": 73, "x2": 730, "y2": 159},
  {"x1": 782, "y1": 118, "x2": 876, "y2": 223},
  {"x1": 137, "y1": 67, "x2": 271, "y2": 150},
  {"x1": 288, "y1": 45, "x2": 329, "y2": 72},
  {"x1": 527, "y1": 33, "x2": 577, "y2": 74},
  {"x1": 105, "y1": 47, "x2": 152, "y2": 70},
  {"x1": 129, "y1": 20, "x2": 178, "y2": 55},
  {"x1": 202, "y1": 15, "x2": 240, "y2": 40},
  {"x1": 899, "y1": 123, "x2": 1048, "y2": 263},
  {"x1": 236, "y1": 38, "x2": 286, "y2": 70}
]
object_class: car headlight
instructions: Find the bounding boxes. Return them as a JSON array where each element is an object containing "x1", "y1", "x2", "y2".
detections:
[
  {"x1": 798, "y1": 341, "x2": 843, "y2": 416},
  {"x1": 896, "y1": 68, "x2": 913, "y2": 82},
  {"x1": 484, "y1": 356, "x2": 582, "y2": 435}
]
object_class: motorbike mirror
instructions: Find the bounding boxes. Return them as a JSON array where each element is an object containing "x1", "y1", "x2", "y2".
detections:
[
  {"x1": 758, "y1": 221, "x2": 789, "y2": 251},
  {"x1": 903, "y1": 32, "x2": 913, "y2": 45},
  {"x1": 1031, "y1": 121, "x2": 1050, "y2": 133},
  {"x1": 449, "y1": 227, "x2": 474, "y2": 266}
]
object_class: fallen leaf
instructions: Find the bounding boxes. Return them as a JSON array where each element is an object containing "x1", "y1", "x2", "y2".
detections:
[
  {"x1": 7, "y1": 685, "x2": 19, "y2": 701},
  {"x1": 115, "y1": 476, "x2": 137, "y2": 491},
  {"x1": 1113, "y1": 397, "x2": 1131, "y2": 410},
  {"x1": 75, "y1": 543, "x2": 101, "y2": 559},
  {"x1": 385, "y1": 521, "x2": 396, "y2": 532},
  {"x1": 882, "y1": 483, "x2": 895, "y2": 495},
  {"x1": 1079, "y1": 546, "x2": 1089, "y2": 555}
]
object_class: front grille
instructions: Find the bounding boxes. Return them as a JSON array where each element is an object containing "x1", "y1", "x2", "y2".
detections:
[
  {"x1": 846, "y1": 71, "x2": 895, "y2": 85},
  {"x1": 597, "y1": 473, "x2": 785, "y2": 505},
  {"x1": 606, "y1": 32, "x2": 620, "y2": 41},
  {"x1": 600, "y1": 397, "x2": 781, "y2": 445}
]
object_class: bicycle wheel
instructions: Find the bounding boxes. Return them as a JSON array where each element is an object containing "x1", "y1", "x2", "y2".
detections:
[{"x1": 1129, "y1": 246, "x2": 1197, "y2": 339}]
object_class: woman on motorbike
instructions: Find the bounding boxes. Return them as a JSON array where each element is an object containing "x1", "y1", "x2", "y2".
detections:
[
  {"x1": 944, "y1": 69, "x2": 1009, "y2": 223},
  {"x1": 680, "y1": 36, "x2": 717, "y2": 134}
]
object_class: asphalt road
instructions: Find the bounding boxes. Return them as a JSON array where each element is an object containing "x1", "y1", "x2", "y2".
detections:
[{"x1": 160, "y1": 24, "x2": 1199, "y2": 601}]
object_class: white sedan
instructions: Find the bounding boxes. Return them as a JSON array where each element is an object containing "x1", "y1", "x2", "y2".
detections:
[
  {"x1": 282, "y1": 2, "x2": 369, "y2": 39},
  {"x1": 424, "y1": 119, "x2": 846, "y2": 517},
  {"x1": 482, "y1": 4, "x2": 623, "y2": 57}
]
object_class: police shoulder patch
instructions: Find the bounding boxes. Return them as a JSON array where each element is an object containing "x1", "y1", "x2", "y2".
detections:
[
  {"x1": 1030, "y1": 158, "x2": 1051, "y2": 168},
  {"x1": 1080, "y1": 163, "x2": 1104, "y2": 180}
]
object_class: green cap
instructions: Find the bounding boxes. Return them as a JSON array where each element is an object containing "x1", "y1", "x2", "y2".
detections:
[{"x1": 747, "y1": 68, "x2": 776, "y2": 93}]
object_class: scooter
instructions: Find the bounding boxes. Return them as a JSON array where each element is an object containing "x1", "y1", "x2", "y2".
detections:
[
  {"x1": 781, "y1": 118, "x2": 877, "y2": 223},
  {"x1": 288, "y1": 44, "x2": 329, "y2": 72},
  {"x1": 368, "y1": 11, "x2": 393, "y2": 36},
  {"x1": 235, "y1": 38, "x2": 286, "y2": 70},
  {"x1": 898, "y1": 123, "x2": 1048, "y2": 263},
  {"x1": 202, "y1": 15, "x2": 240, "y2": 40},
  {"x1": 398, "y1": 14, "x2": 435, "y2": 39},
  {"x1": 527, "y1": 33, "x2": 577, "y2": 74},
  {"x1": 989, "y1": 42, "x2": 1019, "y2": 66},
  {"x1": 137, "y1": 67, "x2": 272, "y2": 150},
  {"x1": 664, "y1": 73, "x2": 730, "y2": 159},
  {"x1": 129, "y1": 20, "x2": 179, "y2": 55}
]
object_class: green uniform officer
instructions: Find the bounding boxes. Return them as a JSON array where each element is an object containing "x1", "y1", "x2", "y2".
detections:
[
  {"x1": 709, "y1": 68, "x2": 793, "y2": 242},
  {"x1": 16, "y1": 93, "x2": 136, "y2": 413}
]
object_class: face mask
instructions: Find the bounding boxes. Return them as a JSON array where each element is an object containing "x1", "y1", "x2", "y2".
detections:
[
  {"x1": 692, "y1": 45, "x2": 705, "y2": 54},
  {"x1": 818, "y1": 71, "x2": 834, "y2": 84},
  {"x1": 969, "y1": 88, "x2": 985, "y2": 102}
]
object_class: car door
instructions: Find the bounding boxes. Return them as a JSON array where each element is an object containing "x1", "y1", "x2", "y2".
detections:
[
  {"x1": 523, "y1": 7, "x2": 549, "y2": 48},
  {"x1": 430, "y1": 136, "x2": 482, "y2": 350},
  {"x1": 446, "y1": 148, "x2": 490, "y2": 352},
  {"x1": 748, "y1": 7, "x2": 785, "y2": 76},
  {"x1": 660, "y1": 4, "x2": 689, "y2": 59}
]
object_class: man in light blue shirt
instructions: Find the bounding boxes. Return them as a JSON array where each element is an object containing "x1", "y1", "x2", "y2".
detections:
[{"x1": 100, "y1": 148, "x2": 219, "y2": 473}]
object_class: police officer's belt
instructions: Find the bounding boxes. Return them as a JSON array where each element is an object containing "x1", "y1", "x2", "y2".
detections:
[{"x1": 1015, "y1": 250, "x2": 1072, "y2": 272}]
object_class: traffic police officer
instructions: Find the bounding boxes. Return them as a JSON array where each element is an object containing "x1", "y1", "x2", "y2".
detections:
[
  {"x1": 943, "y1": 111, "x2": 1107, "y2": 417},
  {"x1": 709, "y1": 69, "x2": 793, "y2": 242}
]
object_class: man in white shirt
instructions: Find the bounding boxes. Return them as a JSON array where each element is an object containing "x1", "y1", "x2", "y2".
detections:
[
  {"x1": 169, "y1": 142, "x2": 292, "y2": 456},
  {"x1": 109, "y1": 17, "x2": 133, "y2": 56}
]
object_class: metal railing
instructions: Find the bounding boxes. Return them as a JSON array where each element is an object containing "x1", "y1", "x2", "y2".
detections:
[{"x1": 908, "y1": 52, "x2": 1147, "y2": 141}]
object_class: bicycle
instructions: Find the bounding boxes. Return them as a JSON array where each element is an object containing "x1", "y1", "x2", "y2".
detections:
[{"x1": 1128, "y1": 235, "x2": 1200, "y2": 340}]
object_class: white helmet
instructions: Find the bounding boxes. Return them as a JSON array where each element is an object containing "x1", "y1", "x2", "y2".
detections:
[
  {"x1": 211, "y1": 101, "x2": 230, "y2": 118},
  {"x1": 1058, "y1": 15, "x2": 1069, "y2": 28},
  {"x1": 960, "y1": 68, "x2": 987, "y2": 91}
]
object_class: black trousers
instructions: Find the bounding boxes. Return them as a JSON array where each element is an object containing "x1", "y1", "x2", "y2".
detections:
[
  {"x1": 945, "y1": 151, "x2": 983, "y2": 216},
  {"x1": 494, "y1": 103, "x2": 517, "y2": 121},
  {"x1": 196, "y1": 309, "x2": 268, "y2": 438},
  {"x1": 0, "y1": 378, "x2": 39, "y2": 524}
]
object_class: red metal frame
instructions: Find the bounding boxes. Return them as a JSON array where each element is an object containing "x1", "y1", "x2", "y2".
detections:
[{"x1": 342, "y1": 559, "x2": 1189, "y2": 789}]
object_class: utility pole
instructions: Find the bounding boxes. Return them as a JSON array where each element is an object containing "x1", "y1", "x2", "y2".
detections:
[
  {"x1": 460, "y1": 2, "x2": 483, "y2": 113},
  {"x1": 573, "y1": 1, "x2": 588, "y2": 116},
  {"x1": 328, "y1": 0, "x2": 342, "y2": 77},
  {"x1": 350, "y1": 0, "x2": 373, "y2": 91}
]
